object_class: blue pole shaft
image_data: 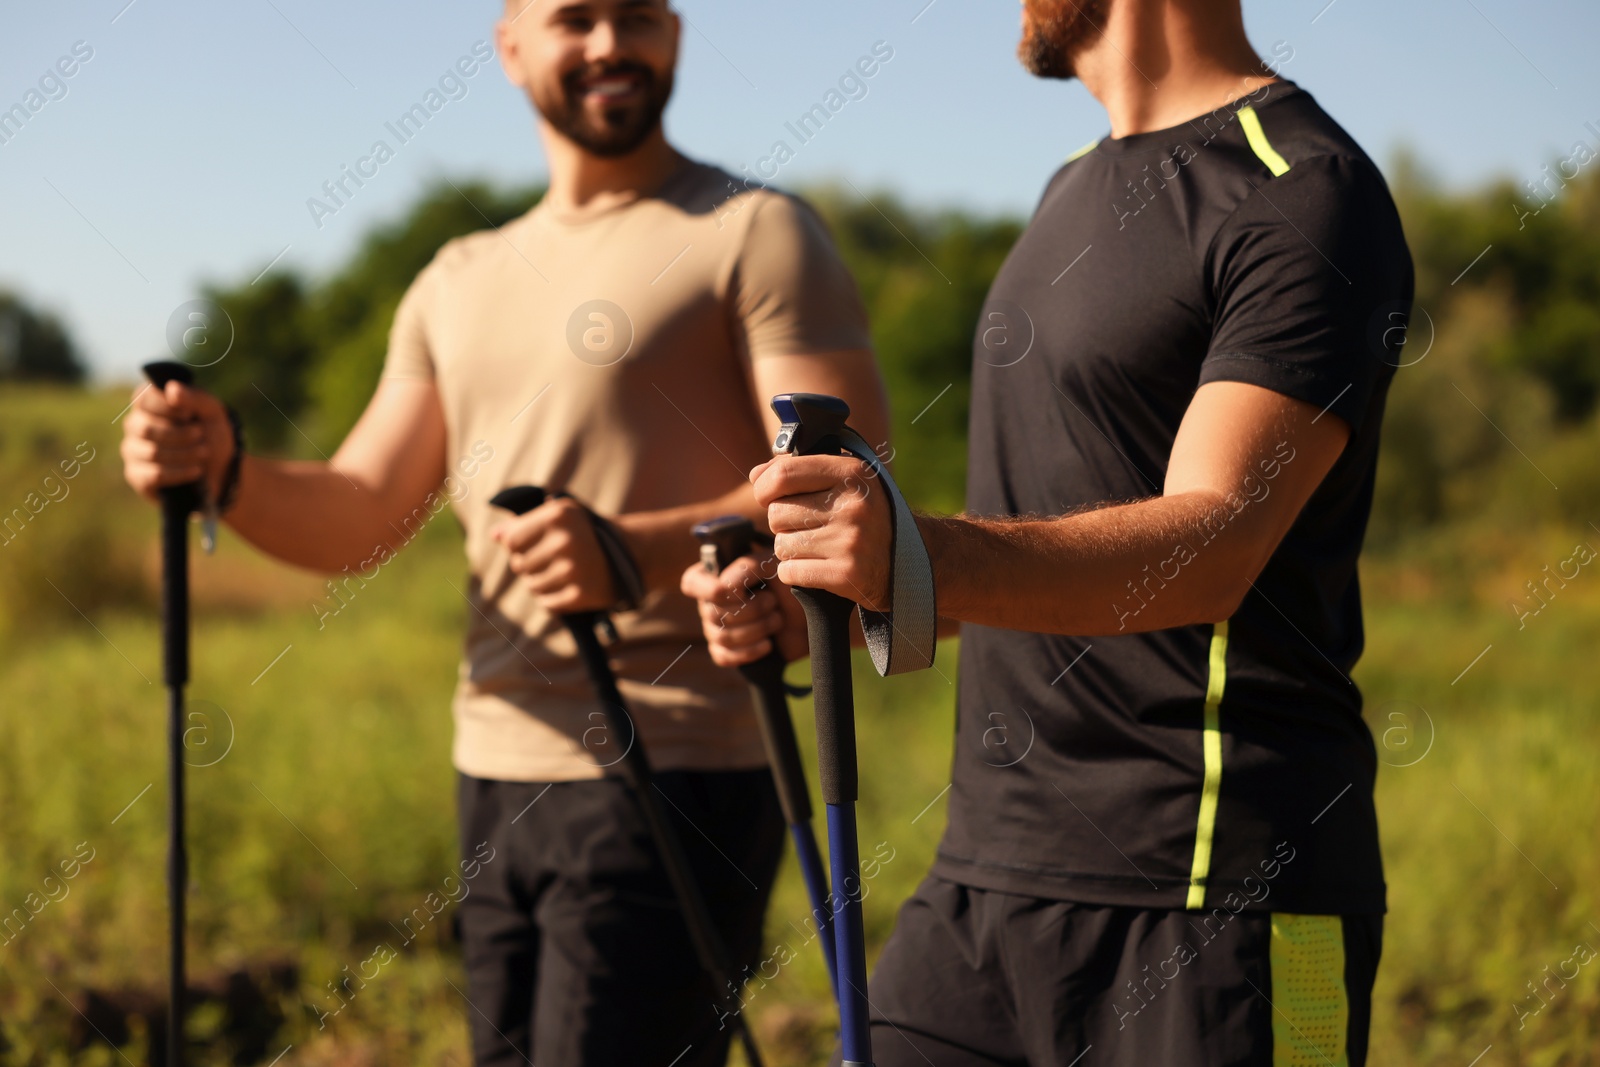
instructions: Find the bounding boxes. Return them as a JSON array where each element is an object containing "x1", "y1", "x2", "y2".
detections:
[{"x1": 828, "y1": 802, "x2": 871, "y2": 1065}]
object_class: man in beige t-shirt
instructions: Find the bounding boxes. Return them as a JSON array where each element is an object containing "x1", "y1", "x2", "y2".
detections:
[{"x1": 121, "y1": 1, "x2": 888, "y2": 1063}]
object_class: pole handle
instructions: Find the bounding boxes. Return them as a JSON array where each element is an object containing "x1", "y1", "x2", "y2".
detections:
[
  {"x1": 766, "y1": 397, "x2": 863, "y2": 807},
  {"x1": 143, "y1": 362, "x2": 204, "y2": 517},
  {"x1": 791, "y1": 587, "x2": 857, "y2": 806},
  {"x1": 143, "y1": 362, "x2": 198, "y2": 690}
]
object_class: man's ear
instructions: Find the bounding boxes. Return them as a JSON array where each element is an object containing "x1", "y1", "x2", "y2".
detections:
[{"x1": 494, "y1": 16, "x2": 525, "y2": 89}]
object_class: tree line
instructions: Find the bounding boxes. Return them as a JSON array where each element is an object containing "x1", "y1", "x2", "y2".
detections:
[{"x1": 7, "y1": 159, "x2": 1597, "y2": 547}]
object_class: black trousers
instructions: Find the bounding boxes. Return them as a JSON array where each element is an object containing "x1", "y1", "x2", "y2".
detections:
[
  {"x1": 854, "y1": 875, "x2": 1383, "y2": 1067},
  {"x1": 456, "y1": 769, "x2": 784, "y2": 1067}
]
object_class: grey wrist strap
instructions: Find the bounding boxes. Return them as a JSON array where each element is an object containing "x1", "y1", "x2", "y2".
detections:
[{"x1": 836, "y1": 427, "x2": 937, "y2": 677}]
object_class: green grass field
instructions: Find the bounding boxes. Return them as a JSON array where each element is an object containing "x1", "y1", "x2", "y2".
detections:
[{"x1": 2, "y1": 386, "x2": 1597, "y2": 1065}]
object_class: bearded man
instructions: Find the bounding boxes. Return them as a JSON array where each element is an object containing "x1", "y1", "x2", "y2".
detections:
[
  {"x1": 122, "y1": 1, "x2": 888, "y2": 1063},
  {"x1": 684, "y1": 0, "x2": 1412, "y2": 1062}
]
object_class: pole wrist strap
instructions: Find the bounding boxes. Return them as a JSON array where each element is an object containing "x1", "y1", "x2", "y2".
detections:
[
  {"x1": 585, "y1": 507, "x2": 648, "y2": 613},
  {"x1": 836, "y1": 427, "x2": 937, "y2": 677}
]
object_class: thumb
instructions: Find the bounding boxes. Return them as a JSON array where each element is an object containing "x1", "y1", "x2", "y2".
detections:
[{"x1": 165, "y1": 380, "x2": 220, "y2": 421}]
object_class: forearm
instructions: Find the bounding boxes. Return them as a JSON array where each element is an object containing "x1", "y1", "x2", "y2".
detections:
[
  {"x1": 921, "y1": 490, "x2": 1269, "y2": 636},
  {"x1": 614, "y1": 483, "x2": 765, "y2": 593},
  {"x1": 224, "y1": 455, "x2": 433, "y2": 574}
]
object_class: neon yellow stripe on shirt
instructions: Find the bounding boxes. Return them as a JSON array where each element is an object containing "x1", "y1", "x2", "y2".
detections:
[
  {"x1": 1238, "y1": 106, "x2": 1291, "y2": 176},
  {"x1": 1065, "y1": 139, "x2": 1100, "y2": 163},
  {"x1": 1185, "y1": 620, "x2": 1228, "y2": 909}
]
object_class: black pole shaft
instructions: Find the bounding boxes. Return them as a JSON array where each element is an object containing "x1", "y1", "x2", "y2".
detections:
[
  {"x1": 739, "y1": 653, "x2": 812, "y2": 826},
  {"x1": 159, "y1": 491, "x2": 189, "y2": 1067},
  {"x1": 739, "y1": 646, "x2": 839, "y2": 1001},
  {"x1": 142, "y1": 360, "x2": 199, "y2": 1067},
  {"x1": 564, "y1": 616, "x2": 765, "y2": 1067},
  {"x1": 695, "y1": 517, "x2": 840, "y2": 1001}
]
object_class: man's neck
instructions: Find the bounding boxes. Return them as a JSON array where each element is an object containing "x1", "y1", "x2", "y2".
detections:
[
  {"x1": 537, "y1": 124, "x2": 685, "y2": 214},
  {"x1": 1072, "y1": 1, "x2": 1276, "y2": 139}
]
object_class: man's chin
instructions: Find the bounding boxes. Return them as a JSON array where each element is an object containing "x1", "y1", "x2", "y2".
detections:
[
  {"x1": 535, "y1": 95, "x2": 659, "y2": 157},
  {"x1": 1017, "y1": 0, "x2": 1102, "y2": 80},
  {"x1": 577, "y1": 114, "x2": 656, "y2": 157},
  {"x1": 1018, "y1": 36, "x2": 1077, "y2": 81},
  {"x1": 580, "y1": 127, "x2": 659, "y2": 158}
]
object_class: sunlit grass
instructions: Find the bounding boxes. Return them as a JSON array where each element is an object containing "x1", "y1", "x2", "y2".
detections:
[{"x1": 3, "y1": 387, "x2": 1597, "y2": 1064}]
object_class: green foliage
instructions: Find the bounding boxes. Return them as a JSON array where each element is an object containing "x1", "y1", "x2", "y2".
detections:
[
  {"x1": 1401, "y1": 154, "x2": 1600, "y2": 419},
  {"x1": 1367, "y1": 161, "x2": 1600, "y2": 549},
  {"x1": 303, "y1": 180, "x2": 544, "y2": 445},
  {"x1": 173, "y1": 160, "x2": 1600, "y2": 535},
  {"x1": 192, "y1": 181, "x2": 543, "y2": 453},
  {"x1": 808, "y1": 187, "x2": 1022, "y2": 512},
  {"x1": 0, "y1": 387, "x2": 146, "y2": 646},
  {"x1": 0, "y1": 292, "x2": 85, "y2": 384},
  {"x1": 198, "y1": 275, "x2": 317, "y2": 452}
]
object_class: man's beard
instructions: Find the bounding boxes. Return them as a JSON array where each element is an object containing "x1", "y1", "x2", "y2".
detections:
[
  {"x1": 1018, "y1": 0, "x2": 1107, "y2": 80},
  {"x1": 538, "y1": 61, "x2": 674, "y2": 157}
]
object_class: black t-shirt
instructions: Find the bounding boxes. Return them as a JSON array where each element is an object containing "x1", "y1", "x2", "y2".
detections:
[{"x1": 934, "y1": 81, "x2": 1411, "y2": 915}]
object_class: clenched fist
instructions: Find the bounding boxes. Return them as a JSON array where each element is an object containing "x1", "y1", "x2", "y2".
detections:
[
  {"x1": 491, "y1": 495, "x2": 619, "y2": 614},
  {"x1": 753, "y1": 454, "x2": 893, "y2": 612},
  {"x1": 121, "y1": 379, "x2": 236, "y2": 504},
  {"x1": 680, "y1": 552, "x2": 809, "y2": 667}
]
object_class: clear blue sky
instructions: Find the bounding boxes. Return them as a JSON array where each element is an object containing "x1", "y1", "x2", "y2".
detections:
[{"x1": 2, "y1": 0, "x2": 1596, "y2": 381}]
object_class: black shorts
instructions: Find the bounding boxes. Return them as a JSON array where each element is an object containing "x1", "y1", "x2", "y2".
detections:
[
  {"x1": 455, "y1": 769, "x2": 784, "y2": 1067},
  {"x1": 854, "y1": 875, "x2": 1382, "y2": 1067}
]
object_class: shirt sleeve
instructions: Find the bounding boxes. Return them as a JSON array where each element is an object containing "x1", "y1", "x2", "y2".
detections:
[
  {"x1": 1200, "y1": 154, "x2": 1412, "y2": 432},
  {"x1": 728, "y1": 192, "x2": 874, "y2": 361},
  {"x1": 381, "y1": 259, "x2": 439, "y2": 382}
]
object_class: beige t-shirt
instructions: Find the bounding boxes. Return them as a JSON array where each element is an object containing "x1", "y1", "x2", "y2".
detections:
[{"x1": 382, "y1": 160, "x2": 872, "y2": 782}]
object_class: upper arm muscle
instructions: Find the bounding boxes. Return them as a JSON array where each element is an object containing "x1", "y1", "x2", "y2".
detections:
[
  {"x1": 1165, "y1": 380, "x2": 1349, "y2": 577},
  {"x1": 750, "y1": 350, "x2": 891, "y2": 459},
  {"x1": 330, "y1": 376, "x2": 448, "y2": 521}
]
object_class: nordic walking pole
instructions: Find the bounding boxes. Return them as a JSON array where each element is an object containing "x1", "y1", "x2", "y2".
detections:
[
  {"x1": 143, "y1": 360, "x2": 203, "y2": 1067},
  {"x1": 488, "y1": 487, "x2": 765, "y2": 1067},
  {"x1": 767, "y1": 393, "x2": 939, "y2": 1067},
  {"x1": 692, "y1": 515, "x2": 838, "y2": 1002}
]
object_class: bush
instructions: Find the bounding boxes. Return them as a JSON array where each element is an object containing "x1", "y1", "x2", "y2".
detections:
[{"x1": 0, "y1": 387, "x2": 147, "y2": 645}]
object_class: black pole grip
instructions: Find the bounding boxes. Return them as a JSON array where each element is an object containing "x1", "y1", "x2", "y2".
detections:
[
  {"x1": 143, "y1": 363, "x2": 200, "y2": 690},
  {"x1": 143, "y1": 362, "x2": 204, "y2": 519},
  {"x1": 488, "y1": 485, "x2": 548, "y2": 516},
  {"x1": 769, "y1": 395, "x2": 863, "y2": 809},
  {"x1": 791, "y1": 588, "x2": 857, "y2": 806},
  {"x1": 771, "y1": 392, "x2": 850, "y2": 458}
]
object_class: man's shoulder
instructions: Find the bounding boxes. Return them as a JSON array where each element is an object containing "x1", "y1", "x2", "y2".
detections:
[
  {"x1": 1243, "y1": 82, "x2": 1388, "y2": 191},
  {"x1": 424, "y1": 208, "x2": 538, "y2": 278},
  {"x1": 658, "y1": 159, "x2": 821, "y2": 236}
]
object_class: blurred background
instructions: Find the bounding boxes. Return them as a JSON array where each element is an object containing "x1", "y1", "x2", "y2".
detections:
[{"x1": 3, "y1": 0, "x2": 1599, "y2": 1063}]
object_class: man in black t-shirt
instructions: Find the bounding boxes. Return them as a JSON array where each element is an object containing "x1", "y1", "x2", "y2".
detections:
[{"x1": 682, "y1": 1, "x2": 1412, "y2": 1064}]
